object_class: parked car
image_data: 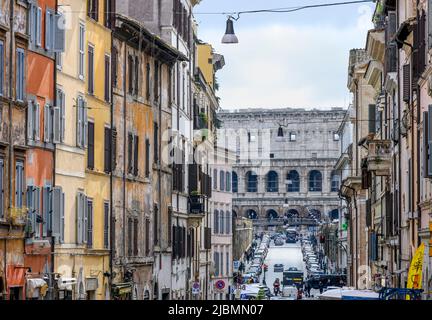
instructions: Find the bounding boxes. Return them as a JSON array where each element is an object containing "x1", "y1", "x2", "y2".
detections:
[{"x1": 274, "y1": 264, "x2": 284, "y2": 272}]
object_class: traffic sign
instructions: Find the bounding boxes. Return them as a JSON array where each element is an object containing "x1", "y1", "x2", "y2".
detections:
[
  {"x1": 192, "y1": 282, "x2": 200, "y2": 295},
  {"x1": 215, "y1": 280, "x2": 226, "y2": 290}
]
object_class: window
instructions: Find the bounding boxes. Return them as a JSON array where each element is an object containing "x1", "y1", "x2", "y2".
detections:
[
  {"x1": 127, "y1": 133, "x2": 139, "y2": 176},
  {"x1": 87, "y1": 122, "x2": 94, "y2": 170},
  {"x1": 79, "y1": 23, "x2": 85, "y2": 79},
  {"x1": 104, "y1": 127, "x2": 112, "y2": 173},
  {"x1": 309, "y1": 170, "x2": 322, "y2": 192},
  {"x1": 277, "y1": 126, "x2": 284, "y2": 137},
  {"x1": 87, "y1": 0, "x2": 99, "y2": 21},
  {"x1": 331, "y1": 173, "x2": 340, "y2": 192},
  {"x1": 287, "y1": 170, "x2": 300, "y2": 192},
  {"x1": 127, "y1": 217, "x2": 133, "y2": 256},
  {"x1": 213, "y1": 169, "x2": 217, "y2": 189},
  {"x1": 146, "y1": 62, "x2": 151, "y2": 100},
  {"x1": 145, "y1": 138, "x2": 150, "y2": 177},
  {"x1": 128, "y1": 55, "x2": 134, "y2": 94},
  {"x1": 154, "y1": 122, "x2": 158, "y2": 162},
  {"x1": 88, "y1": 45, "x2": 94, "y2": 94},
  {"x1": 266, "y1": 171, "x2": 278, "y2": 192},
  {"x1": 104, "y1": 0, "x2": 114, "y2": 28},
  {"x1": 112, "y1": 46, "x2": 118, "y2": 87},
  {"x1": 0, "y1": 40, "x2": 4, "y2": 96},
  {"x1": 214, "y1": 252, "x2": 219, "y2": 276},
  {"x1": 226, "y1": 172, "x2": 231, "y2": 192},
  {"x1": 43, "y1": 104, "x2": 53, "y2": 143},
  {"x1": 154, "y1": 61, "x2": 159, "y2": 100},
  {"x1": 232, "y1": 172, "x2": 238, "y2": 192},
  {"x1": 27, "y1": 100, "x2": 40, "y2": 142},
  {"x1": 36, "y1": 7, "x2": 42, "y2": 46},
  {"x1": 0, "y1": 158, "x2": 4, "y2": 219},
  {"x1": 133, "y1": 218, "x2": 138, "y2": 256},
  {"x1": 219, "y1": 171, "x2": 225, "y2": 191},
  {"x1": 246, "y1": 171, "x2": 258, "y2": 192},
  {"x1": 45, "y1": 9, "x2": 55, "y2": 51},
  {"x1": 76, "y1": 96, "x2": 87, "y2": 148},
  {"x1": 290, "y1": 132, "x2": 296, "y2": 141},
  {"x1": 15, "y1": 160, "x2": 25, "y2": 208},
  {"x1": 145, "y1": 218, "x2": 150, "y2": 256},
  {"x1": 42, "y1": 186, "x2": 53, "y2": 237},
  {"x1": 76, "y1": 192, "x2": 87, "y2": 244},
  {"x1": 214, "y1": 210, "x2": 219, "y2": 234},
  {"x1": 86, "y1": 199, "x2": 93, "y2": 248},
  {"x1": 104, "y1": 54, "x2": 110, "y2": 102},
  {"x1": 103, "y1": 202, "x2": 109, "y2": 249},
  {"x1": 220, "y1": 211, "x2": 224, "y2": 234},
  {"x1": 134, "y1": 56, "x2": 139, "y2": 96},
  {"x1": 16, "y1": 48, "x2": 25, "y2": 102}
]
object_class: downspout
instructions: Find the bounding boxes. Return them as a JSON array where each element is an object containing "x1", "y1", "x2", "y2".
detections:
[
  {"x1": 122, "y1": 36, "x2": 127, "y2": 280},
  {"x1": 5, "y1": 0, "x2": 14, "y2": 297},
  {"x1": 109, "y1": 22, "x2": 114, "y2": 297}
]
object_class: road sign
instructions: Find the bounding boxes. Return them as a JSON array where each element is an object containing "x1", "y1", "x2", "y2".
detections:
[
  {"x1": 215, "y1": 280, "x2": 226, "y2": 291},
  {"x1": 192, "y1": 282, "x2": 200, "y2": 295}
]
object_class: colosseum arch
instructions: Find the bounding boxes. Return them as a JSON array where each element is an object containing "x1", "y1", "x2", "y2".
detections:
[{"x1": 266, "y1": 209, "x2": 279, "y2": 220}]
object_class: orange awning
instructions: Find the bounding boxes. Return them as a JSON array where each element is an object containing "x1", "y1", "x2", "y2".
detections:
[{"x1": 6, "y1": 265, "x2": 26, "y2": 287}]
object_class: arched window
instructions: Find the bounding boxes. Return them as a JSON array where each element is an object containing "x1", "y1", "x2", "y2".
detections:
[
  {"x1": 226, "y1": 172, "x2": 231, "y2": 192},
  {"x1": 246, "y1": 171, "x2": 258, "y2": 192},
  {"x1": 277, "y1": 126, "x2": 284, "y2": 137},
  {"x1": 220, "y1": 170, "x2": 225, "y2": 191},
  {"x1": 246, "y1": 209, "x2": 258, "y2": 219},
  {"x1": 266, "y1": 171, "x2": 278, "y2": 192},
  {"x1": 309, "y1": 170, "x2": 322, "y2": 192},
  {"x1": 286, "y1": 170, "x2": 300, "y2": 192},
  {"x1": 213, "y1": 169, "x2": 218, "y2": 189},
  {"x1": 331, "y1": 173, "x2": 340, "y2": 192},
  {"x1": 286, "y1": 209, "x2": 299, "y2": 218},
  {"x1": 214, "y1": 210, "x2": 219, "y2": 234},
  {"x1": 267, "y1": 209, "x2": 278, "y2": 220},
  {"x1": 308, "y1": 209, "x2": 321, "y2": 220},
  {"x1": 232, "y1": 172, "x2": 238, "y2": 192},
  {"x1": 329, "y1": 209, "x2": 339, "y2": 220}
]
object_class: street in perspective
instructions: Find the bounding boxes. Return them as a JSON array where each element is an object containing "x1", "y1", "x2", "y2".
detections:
[{"x1": 0, "y1": 0, "x2": 431, "y2": 303}]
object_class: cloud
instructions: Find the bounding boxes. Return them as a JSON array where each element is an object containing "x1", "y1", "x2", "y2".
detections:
[{"x1": 199, "y1": 22, "x2": 370, "y2": 110}]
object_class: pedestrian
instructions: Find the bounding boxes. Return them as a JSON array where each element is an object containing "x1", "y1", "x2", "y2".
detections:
[
  {"x1": 304, "y1": 281, "x2": 311, "y2": 298},
  {"x1": 318, "y1": 280, "x2": 324, "y2": 294}
]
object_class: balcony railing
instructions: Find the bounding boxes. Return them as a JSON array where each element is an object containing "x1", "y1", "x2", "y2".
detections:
[
  {"x1": 367, "y1": 140, "x2": 392, "y2": 176},
  {"x1": 188, "y1": 194, "x2": 205, "y2": 215}
]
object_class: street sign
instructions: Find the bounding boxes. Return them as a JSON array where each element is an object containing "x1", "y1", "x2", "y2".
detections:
[
  {"x1": 192, "y1": 282, "x2": 200, "y2": 295},
  {"x1": 215, "y1": 280, "x2": 226, "y2": 291}
]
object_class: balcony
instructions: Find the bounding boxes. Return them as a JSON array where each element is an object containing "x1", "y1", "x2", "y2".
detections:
[
  {"x1": 367, "y1": 140, "x2": 392, "y2": 176},
  {"x1": 188, "y1": 194, "x2": 205, "y2": 227}
]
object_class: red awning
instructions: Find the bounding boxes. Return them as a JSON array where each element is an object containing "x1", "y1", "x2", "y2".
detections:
[{"x1": 6, "y1": 265, "x2": 26, "y2": 287}]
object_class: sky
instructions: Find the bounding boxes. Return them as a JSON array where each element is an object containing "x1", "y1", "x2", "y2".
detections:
[{"x1": 192, "y1": 0, "x2": 375, "y2": 110}]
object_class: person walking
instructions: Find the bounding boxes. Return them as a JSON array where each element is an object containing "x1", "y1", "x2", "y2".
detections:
[
  {"x1": 318, "y1": 280, "x2": 324, "y2": 294},
  {"x1": 305, "y1": 281, "x2": 311, "y2": 298}
]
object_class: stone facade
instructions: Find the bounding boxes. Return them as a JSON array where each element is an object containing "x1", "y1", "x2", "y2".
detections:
[{"x1": 218, "y1": 108, "x2": 346, "y2": 222}]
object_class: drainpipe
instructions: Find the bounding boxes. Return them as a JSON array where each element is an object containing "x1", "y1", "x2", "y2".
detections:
[
  {"x1": 109, "y1": 24, "x2": 114, "y2": 298},
  {"x1": 122, "y1": 36, "x2": 127, "y2": 281}
]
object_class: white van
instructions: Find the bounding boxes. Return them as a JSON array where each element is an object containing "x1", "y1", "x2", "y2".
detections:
[{"x1": 282, "y1": 285, "x2": 298, "y2": 299}]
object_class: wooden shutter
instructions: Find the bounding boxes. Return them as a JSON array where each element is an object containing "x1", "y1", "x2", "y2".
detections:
[
  {"x1": 134, "y1": 56, "x2": 139, "y2": 96},
  {"x1": 77, "y1": 193, "x2": 83, "y2": 244},
  {"x1": 77, "y1": 97, "x2": 82, "y2": 147},
  {"x1": 403, "y1": 64, "x2": 410, "y2": 102},
  {"x1": 111, "y1": 128, "x2": 117, "y2": 170},
  {"x1": 27, "y1": 100, "x2": 34, "y2": 140},
  {"x1": 385, "y1": 192, "x2": 393, "y2": 236},
  {"x1": 44, "y1": 104, "x2": 50, "y2": 142},
  {"x1": 87, "y1": 122, "x2": 94, "y2": 170},
  {"x1": 104, "y1": 127, "x2": 111, "y2": 173},
  {"x1": 188, "y1": 164, "x2": 198, "y2": 194},
  {"x1": 35, "y1": 103, "x2": 40, "y2": 141},
  {"x1": 52, "y1": 187, "x2": 62, "y2": 242},
  {"x1": 127, "y1": 134, "x2": 133, "y2": 174},
  {"x1": 53, "y1": 105, "x2": 61, "y2": 144},
  {"x1": 54, "y1": 13, "x2": 65, "y2": 52},
  {"x1": 104, "y1": 202, "x2": 109, "y2": 249},
  {"x1": 34, "y1": 187, "x2": 41, "y2": 238},
  {"x1": 0, "y1": 159, "x2": 3, "y2": 219},
  {"x1": 60, "y1": 90, "x2": 65, "y2": 142},
  {"x1": 26, "y1": 186, "x2": 34, "y2": 235},
  {"x1": 145, "y1": 218, "x2": 150, "y2": 255},
  {"x1": 45, "y1": 10, "x2": 52, "y2": 51},
  {"x1": 133, "y1": 135, "x2": 139, "y2": 176},
  {"x1": 0, "y1": 41, "x2": 3, "y2": 95},
  {"x1": 133, "y1": 219, "x2": 138, "y2": 256},
  {"x1": 104, "y1": 55, "x2": 110, "y2": 101},
  {"x1": 365, "y1": 199, "x2": 371, "y2": 228},
  {"x1": 83, "y1": 101, "x2": 88, "y2": 147},
  {"x1": 36, "y1": 7, "x2": 42, "y2": 47},
  {"x1": 42, "y1": 187, "x2": 49, "y2": 237}
]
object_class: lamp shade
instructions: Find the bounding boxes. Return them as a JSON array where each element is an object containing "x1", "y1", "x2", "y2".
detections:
[{"x1": 221, "y1": 18, "x2": 238, "y2": 44}]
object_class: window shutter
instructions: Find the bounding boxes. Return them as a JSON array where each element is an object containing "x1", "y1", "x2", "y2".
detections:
[
  {"x1": 53, "y1": 105, "x2": 61, "y2": 144},
  {"x1": 44, "y1": 105, "x2": 50, "y2": 142},
  {"x1": 77, "y1": 97, "x2": 82, "y2": 147},
  {"x1": 368, "y1": 104, "x2": 376, "y2": 134},
  {"x1": 52, "y1": 187, "x2": 62, "y2": 242},
  {"x1": 424, "y1": 111, "x2": 429, "y2": 178},
  {"x1": 104, "y1": 202, "x2": 109, "y2": 249},
  {"x1": 27, "y1": 100, "x2": 34, "y2": 140},
  {"x1": 188, "y1": 164, "x2": 198, "y2": 194},
  {"x1": 45, "y1": 10, "x2": 51, "y2": 51},
  {"x1": 429, "y1": 0, "x2": 432, "y2": 49},
  {"x1": 145, "y1": 138, "x2": 150, "y2": 177},
  {"x1": 54, "y1": 13, "x2": 65, "y2": 52},
  {"x1": 133, "y1": 135, "x2": 139, "y2": 176},
  {"x1": 60, "y1": 90, "x2": 65, "y2": 142},
  {"x1": 60, "y1": 191, "x2": 65, "y2": 243},
  {"x1": 26, "y1": 186, "x2": 34, "y2": 235},
  {"x1": 83, "y1": 195, "x2": 88, "y2": 244},
  {"x1": 36, "y1": 7, "x2": 42, "y2": 47},
  {"x1": 366, "y1": 199, "x2": 371, "y2": 227},
  {"x1": 127, "y1": 134, "x2": 133, "y2": 174},
  {"x1": 77, "y1": 193, "x2": 83, "y2": 244},
  {"x1": 428, "y1": 105, "x2": 432, "y2": 177},
  {"x1": 87, "y1": 122, "x2": 94, "y2": 170},
  {"x1": 42, "y1": 187, "x2": 49, "y2": 237},
  {"x1": 35, "y1": 187, "x2": 41, "y2": 238},
  {"x1": 104, "y1": 127, "x2": 111, "y2": 173},
  {"x1": 0, "y1": 41, "x2": 3, "y2": 95},
  {"x1": 83, "y1": 100, "x2": 88, "y2": 147},
  {"x1": 403, "y1": 64, "x2": 410, "y2": 102},
  {"x1": 111, "y1": 128, "x2": 117, "y2": 170},
  {"x1": 34, "y1": 103, "x2": 40, "y2": 141}
]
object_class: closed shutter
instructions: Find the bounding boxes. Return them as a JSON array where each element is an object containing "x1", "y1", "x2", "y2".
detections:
[
  {"x1": 44, "y1": 105, "x2": 50, "y2": 142},
  {"x1": 88, "y1": 46, "x2": 94, "y2": 94},
  {"x1": 52, "y1": 187, "x2": 62, "y2": 242},
  {"x1": 27, "y1": 100, "x2": 34, "y2": 140},
  {"x1": 111, "y1": 128, "x2": 117, "y2": 170},
  {"x1": 423, "y1": 111, "x2": 429, "y2": 178},
  {"x1": 0, "y1": 41, "x2": 3, "y2": 95},
  {"x1": 366, "y1": 199, "x2": 371, "y2": 228},
  {"x1": 133, "y1": 135, "x2": 139, "y2": 176},
  {"x1": 429, "y1": 0, "x2": 432, "y2": 49},
  {"x1": 45, "y1": 10, "x2": 52, "y2": 51},
  {"x1": 35, "y1": 103, "x2": 40, "y2": 141},
  {"x1": 34, "y1": 187, "x2": 41, "y2": 238},
  {"x1": 104, "y1": 127, "x2": 111, "y2": 173},
  {"x1": 145, "y1": 218, "x2": 150, "y2": 255},
  {"x1": 428, "y1": 105, "x2": 432, "y2": 176},
  {"x1": 172, "y1": 225, "x2": 176, "y2": 258},
  {"x1": 385, "y1": 192, "x2": 393, "y2": 236},
  {"x1": 188, "y1": 164, "x2": 198, "y2": 193},
  {"x1": 145, "y1": 138, "x2": 150, "y2": 177},
  {"x1": 403, "y1": 64, "x2": 410, "y2": 102},
  {"x1": 76, "y1": 193, "x2": 83, "y2": 244},
  {"x1": 134, "y1": 57, "x2": 139, "y2": 96},
  {"x1": 54, "y1": 13, "x2": 65, "y2": 52},
  {"x1": 42, "y1": 187, "x2": 49, "y2": 237},
  {"x1": 83, "y1": 100, "x2": 88, "y2": 147},
  {"x1": 133, "y1": 219, "x2": 138, "y2": 256},
  {"x1": 60, "y1": 191, "x2": 65, "y2": 243},
  {"x1": 214, "y1": 210, "x2": 219, "y2": 234},
  {"x1": 53, "y1": 105, "x2": 61, "y2": 143},
  {"x1": 127, "y1": 134, "x2": 133, "y2": 174},
  {"x1": 36, "y1": 7, "x2": 42, "y2": 47},
  {"x1": 26, "y1": 186, "x2": 34, "y2": 235},
  {"x1": 154, "y1": 123, "x2": 158, "y2": 162},
  {"x1": 105, "y1": 55, "x2": 110, "y2": 102},
  {"x1": 0, "y1": 159, "x2": 3, "y2": 219},
  {"x1": 103, "y1": 202, "x2": 109, "y2": 249},
  {"x1": 87, "y1": 122, "x2": 94, "y2": 170},
  {"x1": 77, "y1": 97, "x2": 82, "y2": 147}
]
